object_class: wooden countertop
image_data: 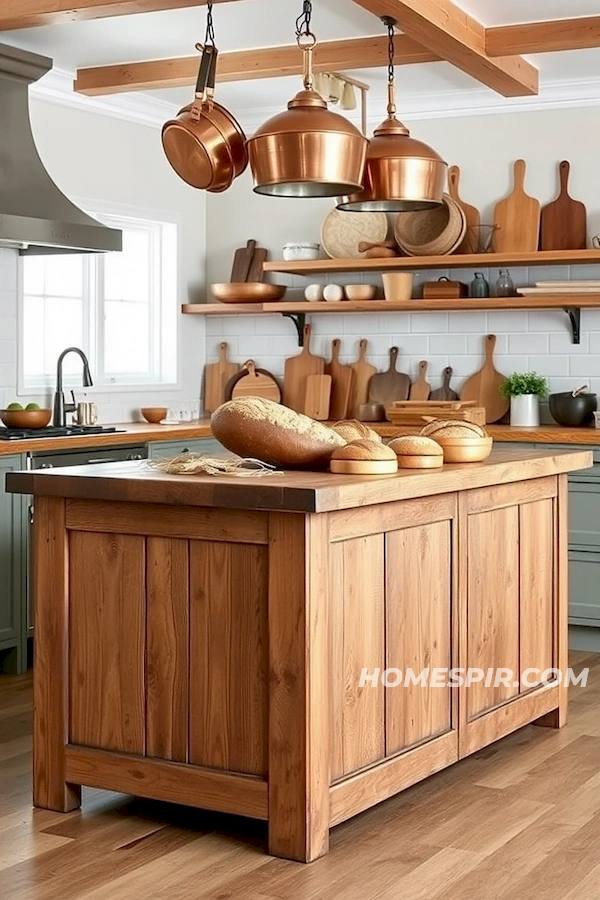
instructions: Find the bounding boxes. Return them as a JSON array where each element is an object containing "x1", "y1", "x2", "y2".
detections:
[
  {"x1": 0, "y1": 421, "x2": 214, "y2": 455},
  {"x1": 7, "y1": 447, "x2": 592, "y2": 514}
]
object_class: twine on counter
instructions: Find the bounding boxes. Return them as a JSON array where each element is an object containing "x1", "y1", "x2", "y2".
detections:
[{"x1": 147, "y1": 454, "x2": 282, "y2": 477}]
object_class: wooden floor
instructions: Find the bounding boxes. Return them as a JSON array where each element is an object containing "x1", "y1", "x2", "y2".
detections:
[{"x1": 1, "y1": 653, "x2": 600, "y2": 899}]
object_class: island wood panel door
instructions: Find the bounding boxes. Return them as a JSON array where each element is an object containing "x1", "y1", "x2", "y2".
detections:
[
  {"x1": 330, "y1": 534, "x2": 385, "y2": 781},
  {"x1": 146, "y1": 537, "x2": 189, "y2": 762},
  {"x1": 460, "y1": 477, "x2": 559, "y2": 757},
  {"x1": 188, "y1": 540, "x2": 269, "y2": 777},
  {"x1": 68, "y1": 531, "x2": 146, "y2": 754},
  {"x1": 385, "y1": 519, "x2": 454, "y2": 755}
]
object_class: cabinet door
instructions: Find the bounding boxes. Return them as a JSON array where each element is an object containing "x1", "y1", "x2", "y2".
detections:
[
  {"x1": 460, "y1": 477, "x2": 559, "y2": 757},
  {"x1": 569, "y1": 550, "x2": 600, "y2": 626},
  {"x1": 0, "y1": 456, "x2": 25, "y2": 667},
  {"x1": 147, "y1": 438, "x2": 224, "y2": 459}
]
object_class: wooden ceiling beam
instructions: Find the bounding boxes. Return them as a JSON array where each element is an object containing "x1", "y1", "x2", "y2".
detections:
[
  {"x1": 486, "y1": 16, "x2": 600, "y2": 56},
  {"x1": 0, "y1": 0, "x2": 238, "y2": 30},
  {"x1": 352, "y1": 0, "x2": 538, "y2": 96},
  {"x1": 74, "y1": 35, "x2": 439, "y2": 95}
]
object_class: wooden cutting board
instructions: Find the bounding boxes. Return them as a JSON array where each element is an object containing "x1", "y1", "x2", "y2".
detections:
[
  {"x1": 448, "y1": 165, "x2": 480, "y2": 254},
  {"x1": 304, "y1": 374, "x2": 332, "y2": 420},
  {"x1": 325, "y1": 338, "x2": 354, "y2": 420},
  {"x1": 368, "y1": 347, "x2": 411, "y2": 407},
  {"x1": 230, "y1": 360, "x2": 281, "y2": 402},
  {"x1": 348, "y1": 339, "x2": 377, "y2": 417},
  {"x1": 247, "y1": 247, "x2": 268, "y2": 282},
  {"x1": 230, "y1": 239, "x2": 256, "y2": 282},
  {"x1": 493, "y1": 160, "x2": 541, "y2": 253},
  {"x1": 540, "y1": 160, "x2": 587, "y2": 251},
  {"x1": 430, "y1": 366, "x2": 459, "y2": 401},
  {"x1": 460, "y1": 334, "x2": 509, "y2": 424},
  {"x1": 409, "y1": 360, "x2": 431, "y2": 401},
  {"x1": 283, "y1": 323, "x2": 325, "y2": 413},
  {"x1": 203, "y1": 342, "x2": 239, "y2": 415}
]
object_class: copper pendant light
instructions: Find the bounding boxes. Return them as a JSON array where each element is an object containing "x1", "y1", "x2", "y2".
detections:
[
  {"x1": 247, "y1": 1, "x2": 368, "y2": 198},
  {"x1": 338, "y1": 17, "x2": 447, "y2": 213}
]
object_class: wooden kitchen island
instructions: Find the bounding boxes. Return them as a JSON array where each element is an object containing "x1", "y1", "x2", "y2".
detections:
[{"x1": 7, "y1": 446, "x2": 591, "y2": 862}]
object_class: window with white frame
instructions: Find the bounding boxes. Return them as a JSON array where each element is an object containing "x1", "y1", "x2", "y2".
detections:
[{"x1": 20, "y1": 211, "x2": 178, "y2": 391}]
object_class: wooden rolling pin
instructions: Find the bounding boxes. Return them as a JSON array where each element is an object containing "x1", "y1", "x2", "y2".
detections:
[{"x1": 358, "y1": 240, "x2": 399, "y2": 259}]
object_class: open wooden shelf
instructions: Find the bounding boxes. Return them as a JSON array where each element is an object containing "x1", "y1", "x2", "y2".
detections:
[
  {"x1": 182, "y1": 295, "x2": 600, "y2": 315},
  {"x1": 262, "y1": 249, "x2": 600, "y2": 276}
]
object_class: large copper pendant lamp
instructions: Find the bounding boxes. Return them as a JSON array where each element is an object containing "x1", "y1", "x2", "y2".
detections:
[
  {"x1": 247, "y1": 1, "x2": 368, "y2": 198},
  {"x1": 338, "y1": 17, "x2": 447, "y2": 212}
]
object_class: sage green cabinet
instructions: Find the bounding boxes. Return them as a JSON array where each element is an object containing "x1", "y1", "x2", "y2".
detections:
[
  {"x1": 0, "y1": 455, "x2": 27, "y2": 674},
  {"x1": 147, "y1": 437, "x2": 224, "y2": 459}
]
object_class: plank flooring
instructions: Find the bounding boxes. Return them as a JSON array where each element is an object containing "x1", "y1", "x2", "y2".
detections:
[{"x1": 1, "y1": 653, "x2": 600, "y2": 899}]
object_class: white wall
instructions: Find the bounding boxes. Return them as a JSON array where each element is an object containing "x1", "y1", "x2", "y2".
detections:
[
  {"x1": 0, "y1": 96, "x2": 206, "y2": 422},
  {"x1": 205, "y1": 104, "x2": 600, "y2": 407}
]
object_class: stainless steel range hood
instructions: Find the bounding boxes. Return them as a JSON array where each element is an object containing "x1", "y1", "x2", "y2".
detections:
[{"x1": 0, "y1": 42, "x2": 122, "y2": 255}]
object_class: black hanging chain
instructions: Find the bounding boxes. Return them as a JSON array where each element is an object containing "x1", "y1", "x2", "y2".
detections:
[
  {"x1": 381, "y1": 16, "x2": 396, "y2": 86},
  {"x1": 295, "y1": 0, "x2": 313, "y2": 40},
  {"x1": 204, "y1": 1, "x2": 216, "y2": 47}
]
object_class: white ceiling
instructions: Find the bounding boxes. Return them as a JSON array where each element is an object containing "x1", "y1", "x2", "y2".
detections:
[{"x1": 2, "y1": 0, "x2": 600, "y2": 127}]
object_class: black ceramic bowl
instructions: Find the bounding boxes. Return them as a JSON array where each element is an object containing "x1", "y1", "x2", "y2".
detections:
[{"x1": 548, "y1": 392, "x2": 598, "y2": 427}]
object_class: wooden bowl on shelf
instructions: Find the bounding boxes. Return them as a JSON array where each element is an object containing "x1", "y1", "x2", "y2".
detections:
[
  {"x1": 0, "y1": 408, "x2": 52, "y2": 429},
  {"x1": 140, "y1": 407, "x2": 168, "y2": 424},
  {"x1": 211, "y1": 283, "x2": 286, "y2": 304},
  {"x1": 344, "y1": 284, "x2": 377, "y2": 301}
]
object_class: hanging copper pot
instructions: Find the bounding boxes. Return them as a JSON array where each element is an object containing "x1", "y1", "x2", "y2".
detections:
[
  {"x1": 162, "y1": 44, "x2": 247, "y2": 192},
  {"x1": 247, "y1": 35, "x2": 367, "y2": 198}
]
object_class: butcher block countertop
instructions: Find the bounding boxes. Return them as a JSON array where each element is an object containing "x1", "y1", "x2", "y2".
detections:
[
  {"x1": 372, "y1": 423, "x2": 600, "y2": 443},
  {"x1": 7, "y1": 447, "x2": 591, "y2": 513}
]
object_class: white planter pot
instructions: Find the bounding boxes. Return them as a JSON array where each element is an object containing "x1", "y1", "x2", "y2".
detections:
[{"x1": 510, "y1": 394, "x2": 540, "y2": 427}]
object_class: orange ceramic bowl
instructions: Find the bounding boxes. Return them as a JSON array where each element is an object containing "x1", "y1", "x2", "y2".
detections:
[
  {"x1": 0, "y1": 409, "x2": 52, "y2": 429},
  {"x1": 140, "y1": 407, "x2": 168, "y2": 424}
]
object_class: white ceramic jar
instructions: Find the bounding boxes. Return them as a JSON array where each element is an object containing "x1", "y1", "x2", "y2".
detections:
[{"x1": 282, "y1": 242, "x2": 320, "y2": 261}]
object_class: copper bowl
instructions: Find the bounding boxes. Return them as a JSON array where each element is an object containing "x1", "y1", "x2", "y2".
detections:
[
  {"x1": 211, "y1": 283, "x2": 287, "y2": 303},
  {"x1": 140, "y1": 407, "x2": 168, "y2": 424},
  {"x1": 0, "y1": 408, "x2": 52, "y2": 429}
]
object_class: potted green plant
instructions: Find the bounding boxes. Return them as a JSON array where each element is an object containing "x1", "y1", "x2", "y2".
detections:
[{"x1": 500, "y1": 372, "x2": 548, "y2": 427}]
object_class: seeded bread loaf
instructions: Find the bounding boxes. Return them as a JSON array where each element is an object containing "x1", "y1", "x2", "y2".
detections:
[
  {"x1": 331, "y1": 420, "x2": 382, "y2": 443},
  {"x1": 211, "y1": 397, "x2": 345, "y2": 468},
  {"x1": 331, "y1": 439, "x2": 396, "y2": 462},
  {"x1": 388, "y1": 435, "x2": 443, "y2": 456},
  {"x1": 420, "y1": 419, "x2": 486, "y2": 438}
]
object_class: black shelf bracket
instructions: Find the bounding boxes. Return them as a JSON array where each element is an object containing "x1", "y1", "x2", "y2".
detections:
[
  {"x1": 564, "y1": 307, "x2": 581, "y2": 344},
  {"x1": 281, "y1": 311, "x2": 306, "y2": 346}
]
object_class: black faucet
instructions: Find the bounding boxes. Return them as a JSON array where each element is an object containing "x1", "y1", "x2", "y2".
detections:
[{"x1": 52, "y1": 347, "x2": 93, "y2": 427}]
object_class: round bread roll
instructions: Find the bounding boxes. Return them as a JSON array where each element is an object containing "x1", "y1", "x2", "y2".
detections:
[
  {"x1": 420, "y1": 419, "x2": 486, "y2": 438},
  {"x1": 388, "y1": 435, "x2": 443, "y2": 457},
  {"x1": 331, "y1": 439, "x2": 396, "y2": 462},
  {"x1": 332, "y1": 420, "x2": 383, "y2": 443},
  {"x1": 211, "y1": 398, "x2": 344, "y2": 468}
]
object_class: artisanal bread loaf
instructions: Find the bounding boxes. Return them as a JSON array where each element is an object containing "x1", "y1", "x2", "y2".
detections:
[
  {"x1": 420, "y1": 419, "x2": 486, "y2": 438},
  {"x1": 211, "y1": 397, "x2": 344, "y2": 468},
  {"x1": 331, "y1": 420, "x2": 382, "y2": 443},
  {"x1": 388, "y1": 435, "x2": 443, "y2": 456},
  {"x1": 331, "y1": 439, "x2": 396, "y2": 462}
]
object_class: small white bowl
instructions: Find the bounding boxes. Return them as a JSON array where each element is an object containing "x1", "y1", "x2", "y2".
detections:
[
  {"x1": 323, "y1": 283, "x2": 344, "y2": 302},
  {"x1": 283, "y1": 242, "x2": 320, "y2": 261},
  {"x1": 304, "y1": 283, "x2": 324, "y2": 302}
]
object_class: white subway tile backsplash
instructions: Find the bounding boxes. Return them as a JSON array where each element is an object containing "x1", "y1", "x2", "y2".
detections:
[
  {"x1": 488, "y1": 311, "x2": 527, "y2": 332},
  {"x1": 410, "y1": 312, "x2": 449, "y2": 333},
  {"x1": 528, "y1": 355, "x2": 570, "y2": 376},
  {"x1": 569, "y1": 355, "x2": 600, "y2": 378},
  {"x1": 430, "y1": 334, "x2": 467, "y2": 355},
  {"x1": 448, "y1": 311, "x2": 488, "y2": 333},
  {"x1": 396, "y1": 334, "x2": 429, "y2": 356},
  {"x1": 550, "y1": 331, "x2": 589, "y2": 353},
  {"x1": 508, "y1": 333, "x2": 549, "y2": 354},
  {"x1": 526, "y1": 311, "x2": 566, "y2": 332}
]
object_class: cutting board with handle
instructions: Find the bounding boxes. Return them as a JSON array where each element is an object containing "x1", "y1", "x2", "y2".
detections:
[
  {"x1": 283, "y1": 323, "x2": 325, "y2": 413},
  {"x1": 304, "y1": 374, "x2": 332, "y2": 420},
  {"x1": 540, "y1": 160, "x2": 587, "y2": 251},
  {"x1": 325, "y1": 338, "x2": 354, "y2": 420},
  {"x1": 348, "y1": 339, "x2": 377, "y2": 417},
  {"x1": 230, "y1": 239, "x2": 256, "y2": 282},
  {"x1": 460, "y1": 334, "x2": 509, "y2": 424},
  {"x1": 409, "y1": 360, "x2": 431, "y2": 401},
  {"x1": 430, "y1": 366, "x2": 459, "y2": 401},
  {"x1": 448, "y1": 165, "x2": 480, "y2": 254},
  {"x1": 229, "y1": 360, "x2": 281, "y2": 403},
  {"x1": 368, "y1": 347, "x2": 411, "y2": 407},
  {"x1": 203, "y1": 341, "x2": 240, "y2": 415},
  {"x1": 246, "y1": 247, "x2": 268, "y2": 282},
  {"x1": 493, "y1": 160, "x2": 540, "y2": 253}
]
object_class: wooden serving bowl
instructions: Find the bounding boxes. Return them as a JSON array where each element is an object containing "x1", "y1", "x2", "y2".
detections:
[
  {"x1": 344, "y1": 284, "x2": 376, "y2": 301},
  {"x1": 435, "y1": 436, "x2": 493, "y2": 463},
  {"x1": 0, "y1": 408, "x2": 52, "y2": 429},
  {"x1": 211, "y1": 283, "x2": 286, "y2": 303},
  {"x1": 140, "y1": 407, "x2": 168, "y2": 424}
]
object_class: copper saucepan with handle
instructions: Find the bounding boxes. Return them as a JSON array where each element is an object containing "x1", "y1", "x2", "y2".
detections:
[{"x1": 162, "y1": 44, "x2": 248, "y2": 192}]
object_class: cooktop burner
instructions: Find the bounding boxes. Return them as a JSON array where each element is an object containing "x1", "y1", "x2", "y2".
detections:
[{"x1": 0, "y1": 426, "x2": 126, "y2": 441}]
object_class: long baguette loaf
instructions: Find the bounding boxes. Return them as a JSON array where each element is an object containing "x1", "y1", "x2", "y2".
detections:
[{"x1": 211, "y1": 397, "x2": 345, "y2": 468}]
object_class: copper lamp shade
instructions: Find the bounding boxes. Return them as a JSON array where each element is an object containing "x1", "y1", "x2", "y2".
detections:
[{"x1": 337, "y1": 114, "x2": 447, "y2": 212}]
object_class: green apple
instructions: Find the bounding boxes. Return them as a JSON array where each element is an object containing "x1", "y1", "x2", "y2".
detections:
[
  {"x1": 6, "y1": 402, "x2": 23, "y2": 410},
  {"x1": 25, "y1": 402, "x2": 41, "y2": 410}
]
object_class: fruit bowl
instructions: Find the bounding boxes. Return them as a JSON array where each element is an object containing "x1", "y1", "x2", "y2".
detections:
[{"x1": 0, "y1": 408, "x2": 52, "y2": 429}]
